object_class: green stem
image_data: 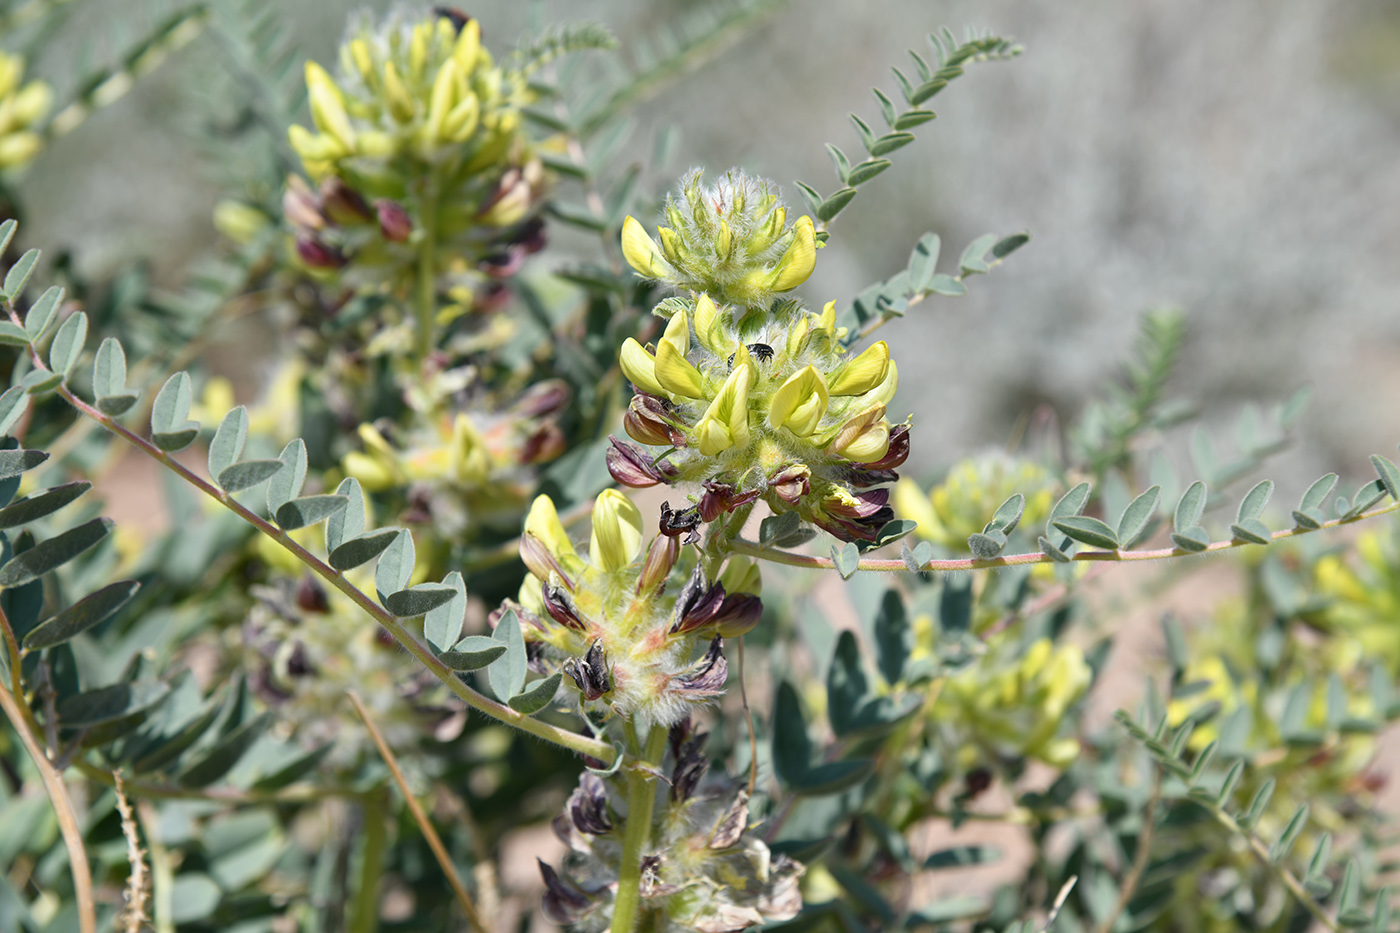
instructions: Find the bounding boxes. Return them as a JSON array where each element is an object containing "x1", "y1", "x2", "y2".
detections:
[
  {"x1": 52, "y1": 383, "x2": 616, "y2": 765},
  {"x1": 415, "y1": 174, "x2": 439, "y2": 363},
  {"x1": 701, "y1": 501, "x2": 755, "y2": 579},
  {"x1": 728, "y1": 499, "x2": 1400, "y2": 574},
  {"x1": 350, "y1": 786, "x2": 388, "y2": 933},
  {"x1": 611, "y1": 724, "x2": 668, "y2": 933}
]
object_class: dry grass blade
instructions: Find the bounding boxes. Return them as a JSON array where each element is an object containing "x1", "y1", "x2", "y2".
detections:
[{"x1": 348, "y1": 690, "x2": 489, "y2": 933}]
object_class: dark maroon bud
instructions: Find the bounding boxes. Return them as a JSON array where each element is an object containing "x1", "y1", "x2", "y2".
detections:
[
  {"x1": 563, "y1": 640, "x2": 610, "y2": 701},
  {"x1": 515, "y1": 216, "x2": 547, "y2": 254},
  {"x1": 319, "y1": 177, "x2": 373, "y2": 225},
  {"x1": 698, "y1": 482, "x2": 761, "y2": 523},
  {"x1": 285, "y1": 642, "x2": 314, "y2": 677},
  {"x1": 519, "y1": 532, "x2": 573, "y2": 589},
  {"x1": 295, "y1": 236, "x2": 347, "y2": 269},
  {"x1": 863, "y1": 423, "x2": 910, "y2": 471},
  {"x1": 542, "y1": 577, "x2": 586, "y2": 630},
  {"x1": 675, "y1": 637, "x2": 727, "y2": 695},
  {"x1": 712, "y1": 594, "x2": 763, "y2": 638},
  {"x1": 474, "y1": 281, "x2": 511, "y2": 312},
  {"x1": 295, "y1": 575, "x2": 330, "y2": 613},
  {"x1": 637, "y1": 533, "x2": 679, "y2": 595},
  {"x1": 375, "y1": 198, "x2": 413, "y2": 241},
  {"x1": 513, "y1": 379, "x2": 570, "y2": 418},
  {"x1": 525, "y1": 639, "x2": 548, "y2": 675},
  {"x1": 672, "y1": 579, "x2": 725, "y2": 634},
  {"x1": 282, "y1": 176, "x2": 325, "y2": 230},
  {"x1": 658, "y1": 500, "x2": 702, "y2": 543},
  {"x1": 826, "y1": 488, "x2": 890, "y2": 520},
  {"x1": 708, "y1": 789, "x2": 750, "y2": 849},
  {"x1": 767, "y1": 464, "x2": 811, "y2": 504},
  {"x1": 845, "y1": 468, "x2": 899, "y2": 488},
  {"x1": 640, "y1": 855, "x2": 680, "y2": 898},
  {"x1": 624, "y1": 394, "x2": 677, "y2": 447},
  {"x1": 963, "y1": 767, "x2": 993, "y2": 799},
  {"x1": 566, "y1": 772, "x2": 613, "y2": 835},
  {"x1": 607, "y1": 437, "x2": 677, "y2": 488},
  {"x1": 539, "y1": 860, "x2": 593, "y2": 925},
  {"x1": 520, "y1": 423, "x2": 566, "y2": 464},
  {"x1": 480, "y1": 246, "x2": 526, "y2": 279},
  {"x1": 670, "y1": 742, "x2": 708, "y2": 803}
]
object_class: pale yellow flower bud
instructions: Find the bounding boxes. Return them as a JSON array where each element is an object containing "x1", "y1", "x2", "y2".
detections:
[
  {"x1": 654, "y1": 340, "x2": 704, "y2": 398},
  {"x1": 525, "y1": 495, "x2": 580, "y2": 569},
  {"x1": 425, "y1": 58, "x2": 462, "y2": 146},
  {"x1": 785, "y1": 315, "x2": 811, "y2": 357},
  {"x1": 287, "y1": 125, "x2": 347, "y2": 163},
  {"x1": 693, "y1": 293, "x2": 725, "y2": 352},
  {"x1": 768, "y1": 366, "x2": 829, "y2": 437},
  {"x1": 828, "y1": 341, "x2": 890, "y2": 396},
  {"x1": 619, "y1": 338, "x2": 667, "y2": 397},
  {"x1": 768, "y1": 215, "x2": 815, "y2": 292},
  {"x1": 590, "y1": 489, "x2": 643, "y2": 573},
  {"x1": 657, "y1": 227, "x2": 682, "y2": 264},
  {"x1": 349, "y1": 38, "x2": 376, "y2": 87},
  {"x1": 305, "y1": 62, "x2": 356, "y2": 149},
  {"x1": 383, "y1": 61, "x2": 415, "y2": 122},
  {"x1": 453, "y1": 18, "x2": 481, "y2": 75},
  {"x1": 442, "y1": 92, "x2": 480, "y2": 142},
  {"x1": 409, "y1": 23, "x2": 430, "y2": 80},
  {"x1": 11, "y1": 81, "x2": 51, "y2": 127},
  {"x1": 716, "y1": 220, "x2": 734, "y2": 260},
  {"x1": 622, "y1": 216, "x2": 672, "y2": 279}
]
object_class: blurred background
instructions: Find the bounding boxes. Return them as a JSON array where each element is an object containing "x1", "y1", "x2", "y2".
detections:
[{"x1": 15, "y1": 0, "x2": 1400, "y2": 493}]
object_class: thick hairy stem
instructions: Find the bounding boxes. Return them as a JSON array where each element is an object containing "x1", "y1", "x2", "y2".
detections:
[
  {"x1": 51, "y1": 384, "x2": 616, "y2": 765},
  {"x1": 0, "y1": 679, "x2": 96, "y2": 933},
  {"x1": 611, "y1": 724, "x2": 668, "y2": 933},
  {"x1": 728, "y1": 500, "x2": 1400, "y2": 574}
]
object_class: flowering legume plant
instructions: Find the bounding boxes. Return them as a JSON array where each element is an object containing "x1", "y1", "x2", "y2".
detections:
[{"x1": 1, "y1": 5, "x2": 1398, "y2": 933}]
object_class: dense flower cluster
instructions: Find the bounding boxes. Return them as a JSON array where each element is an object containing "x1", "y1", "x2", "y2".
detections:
[
  {"x1": 284, "y1": 10, "x2": 546, "y2": 313},
  {"x1": 895, "y1": 453, "x2": 1057, "y2": 550},
  {"x1": 932, "y1": 636, "x2": 1091, "y2": 770},
  {"x1": 0, "y1": 52, "x2": 50, "y2": 171},
  {"x1": 609, "y1": 169, "x2": 909, "y2": 542},
  {"x1": 541, "y1": 724, "x2": 803, "y2": 932},
  {"x1": 341, "y1": 377, "x2": 569, "y2": 538},
  {"x1": 508, "y1": 491, "x2": 762, "y2": 732}
]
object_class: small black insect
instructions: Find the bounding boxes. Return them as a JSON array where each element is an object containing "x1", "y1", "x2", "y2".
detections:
[
  {"x1": 747, "y1": 342, "x2": 774, "y2": 362},
  {"x1": 433, "y1": 7, "x2": 471, "y2": 32},
  {"x1": 659, "y1": 501, "x2": 703, "y2": 544}
]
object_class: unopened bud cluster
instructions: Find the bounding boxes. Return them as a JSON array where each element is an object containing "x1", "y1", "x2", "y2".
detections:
[
  {"x1": 610, "y1": 169, "x2": 908, "y2": 542},
  {"x1": 0, "y1": 53, "x2": 51, "y2": 171},
  {"x1": 541, "y1": 725, "x2": 803, "y2": 931},
  {"x1": 506, "y1": 491, "x2": 762, "y2": 733},
  {"x1": 285, "y1": 10, "x2": 546, "y2": 310},
  {"x1": 241, "y1": 574, "x2": 444, "y2": 766},
  {"x1": 341, "y1": 379, "x2": 571, "y2": 538}
]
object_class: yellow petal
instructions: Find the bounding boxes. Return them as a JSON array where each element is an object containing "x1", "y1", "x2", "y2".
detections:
[
  {"x1": 619, "y1": 338, "x2": 667, "y2": 397},
  {"x1": 590, "y1": 489, "x2": 643, "y2": 573},
  {"x1": 694, "y1": 416, "x2": 733, "y2": 457},
  {"x1": 830, "y1": 405, "x2": 890, "y2": 463},
  {"x1": 863, "y1": 359, "x2": 899, "y2": 407},
  {"x1": 661, "y1": 308, "x2": 690, "y2": 357},
  {"x1": 828, "y1": 341, "x2": 890, "y2": 396},
  {"x1": 892, "y1": 478, "x2": 939, "y2": 539},
  {"x1": 769, "y1": 215, "x2": 815, "y2": 292},
  {"x1": 425, "y1": 58, "x2": 461, "y2": 144},
  {"x1": 768, "y1": 366, "x2": 828, "y2": 436},
  {"x1": 525, "y1": 495, "x2": 579, "y2": 567},
  {"x1": 693, "y1": 293, "x2": 724, "y2": 352},
  {"x1": 785, "y1": 315, "x2": 810, "y2": 357},
  {"x1": 654, "y1": 339, "x2": 704, "y2": 398},
  {"x1": 383, "y1": 61, "x2": 415, "y2": 122},
  {"x1": 816, "y1": 300, "x2": 836, "y2": 334},
  {"x1": 621, "y1": 216, "x2": 671, "y2": 279}
]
